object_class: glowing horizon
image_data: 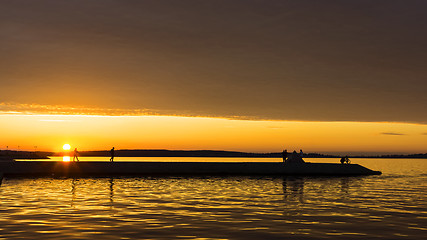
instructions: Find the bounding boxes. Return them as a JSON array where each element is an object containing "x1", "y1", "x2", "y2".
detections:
[{"x1": 0, "y1": 113, "x2": 426, "y2": 155}]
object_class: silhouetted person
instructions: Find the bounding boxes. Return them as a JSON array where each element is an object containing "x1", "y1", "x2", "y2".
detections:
[
  {"x1": 110, "y1": 147, "x2": 115, "y2": 162},
  {"x1": 340, "y1": 156, "x2": 350, "y2": 164},
  {"x1": 282, "y1": 149, "x2": 288, "y2": 163},
  {"x1": 288, "y1": 150, "x2": 305, "y2": 164},
  {"x1": 345, "y1": 156, "x2": 350, "y2": 164},
  {"x1": 73, "y1": 148, "x2": 79, "y2": 162},
  {"x1": 299, "y1": 149, "x2": 303, "y2": 158}
]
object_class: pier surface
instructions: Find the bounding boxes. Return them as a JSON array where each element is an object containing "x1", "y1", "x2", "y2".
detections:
[{"x1": 0, "y1": 161, "x2": 381, "y2": 177}]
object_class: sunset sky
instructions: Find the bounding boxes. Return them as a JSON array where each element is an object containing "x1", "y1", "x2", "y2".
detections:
[{"x1": 1, "y1": 1, "x2": 426, "y2": 154}]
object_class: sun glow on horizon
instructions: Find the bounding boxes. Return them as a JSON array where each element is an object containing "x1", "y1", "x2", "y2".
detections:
[{"x1": 0, "y1": 114, "x2": 426, "y2": 154}]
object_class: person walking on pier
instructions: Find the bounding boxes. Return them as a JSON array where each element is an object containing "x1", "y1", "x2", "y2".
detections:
[
  {"x1": 73, "y1": 148, "x2": 79, "y2": 162},
  {"x1": 110, "y1": 147, "x2": 115, "y2": 162}
]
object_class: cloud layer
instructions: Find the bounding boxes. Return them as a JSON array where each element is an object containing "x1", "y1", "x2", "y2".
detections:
[
  {"x1": 380, "y1": 132, "x2": 406, "y2": 136},
  {"x1": 1, "y1": 1, "x2": 426, "y2": 123}
]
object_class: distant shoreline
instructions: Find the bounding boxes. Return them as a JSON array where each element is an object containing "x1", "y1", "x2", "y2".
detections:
[
  {"x1": 55, "y1": 149, "x2": 427, "y2": 159},
  {"x1": 1, "y1": 149, "x2": 427, "y2": 160}
]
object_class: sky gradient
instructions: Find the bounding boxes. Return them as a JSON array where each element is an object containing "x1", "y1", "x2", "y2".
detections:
[
  {"x1": 1, "y1": 114, "x2": 427, "y2": 154},
  {"x1": 1, "y1": 1, "x2": 426, "y2": 153}
]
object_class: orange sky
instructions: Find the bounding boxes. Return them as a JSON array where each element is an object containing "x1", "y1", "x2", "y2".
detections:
[{"x1": 1, "y1": 114, "x2": 426, "y2": 154}]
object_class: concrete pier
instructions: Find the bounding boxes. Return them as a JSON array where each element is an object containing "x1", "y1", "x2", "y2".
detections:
[{"x1": 0, "y1": 161, "x2": 381, "y2": 177}]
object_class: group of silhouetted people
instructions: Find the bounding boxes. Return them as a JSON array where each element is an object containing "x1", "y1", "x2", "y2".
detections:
[
  {"x1": 71, "y1": 147, "x2": 115, "y2": 162},
  {"x1": 340, "y1": 156, "x2": 350, "y2": 164},
  {"x1": 282, "y1": 149, "x2": 304, "y2": 163},
  {"x1": 282, "y1": 148, "x2": 352, "y2": 165}
]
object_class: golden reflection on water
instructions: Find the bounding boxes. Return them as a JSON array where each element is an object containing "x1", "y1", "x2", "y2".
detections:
[{"x1": 0, "y1": 159, "x2": 426, "y2": 239}]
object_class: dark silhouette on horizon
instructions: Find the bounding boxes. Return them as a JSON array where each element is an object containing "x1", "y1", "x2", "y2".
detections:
[
  {"x1": 3, "y1": 149, "x2": 426, "y2": 160},
  {"x1": 282, "y1": 149, "x2": 288, "y2": 163},
  {"x1": 54, "y1": 149, "x2": 337, "y2": 158},
  {"x1": 110, "y1": 147, "x2": 115, "y2": 162},
  {"x1": 340, "y1": 156, "x2": 350, "y2": 164},
  {"x1": 73, "y1": 148, "x2": 79, "y2": 162},
  {"x1": 286, "y1": 150, "x2": 305, "y2": 164}
]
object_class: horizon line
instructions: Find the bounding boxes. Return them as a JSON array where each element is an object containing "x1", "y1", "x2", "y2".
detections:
[{"x1": 2, "y1": 148, "x2": 426, "y2": 156}]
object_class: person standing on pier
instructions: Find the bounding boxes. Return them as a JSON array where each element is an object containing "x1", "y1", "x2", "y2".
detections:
[
  {"x1": 73, "y1": 148, "x2": 79, "y2": 162},
  {"x1": 282, "y1": 149, "x2": 288, "y2": 163},
  {"x1": 110, "y1": 147, "x2": 115, "y2": 162}
]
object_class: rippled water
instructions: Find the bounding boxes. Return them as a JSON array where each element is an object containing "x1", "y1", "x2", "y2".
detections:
[{"x1": 1, "y1": 158, "x2": 426, "y2": 239}]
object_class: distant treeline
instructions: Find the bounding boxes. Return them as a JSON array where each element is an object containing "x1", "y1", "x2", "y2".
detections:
[
  {"x1": 60, "y1": 150, "x2": 280, "y2": 158},
  {"x1": 56, "y1": 150, "x2": 340, "y2": 158},
  {"x1": 73, "y1": 150, "x2": 427, "y2": 159},
  {"x1": 356, "y1": 153, "x2": 427, "y2": 159},
  {"x1": 0, "y1": 150, "x2": 50, "y2": 161},
  {"x1": 2, "y1": 149, "x2": 427, "y2": 159}
]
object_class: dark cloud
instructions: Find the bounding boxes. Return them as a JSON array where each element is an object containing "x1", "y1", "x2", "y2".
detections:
[
  {"x1": 380, "y1": 132, "x2": 406, "y2": 136},
  {"x1": 1, "y1": 0, "x2": 427, "y2": 123}
]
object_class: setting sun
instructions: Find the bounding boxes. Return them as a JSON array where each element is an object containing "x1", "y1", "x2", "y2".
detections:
[{"x1": 62, "y1": 144, "x2": 71, "y2": 151}]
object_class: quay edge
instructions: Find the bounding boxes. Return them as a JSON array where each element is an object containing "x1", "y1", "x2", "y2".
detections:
[{"x1": 0, "y1": 161, "x2": 381, "y2": 177}]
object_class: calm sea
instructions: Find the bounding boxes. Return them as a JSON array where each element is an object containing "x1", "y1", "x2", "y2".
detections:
[{"x1": 1, "y1": 158, "x2": 426, "y2": 239}]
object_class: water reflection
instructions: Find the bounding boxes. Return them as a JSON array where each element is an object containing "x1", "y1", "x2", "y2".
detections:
[
  {"x1": 0, "y1": 159, "x2": 426, "y2": 239},
  {"x1": 282, "y1": 177, "x2": 304, "y2": 203},
  {"x1": 70, "y1": 177, "x2": 115, "y2": 209},
  {"x1": 340, "y1": 177, "x2": 350, "y2": 195},
  {"x1": 71, "y1": 178, "x2": 77, "y2": 207},
  {"x1": 109, "y1": 178, "x2": 114, "y2": 206}
]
